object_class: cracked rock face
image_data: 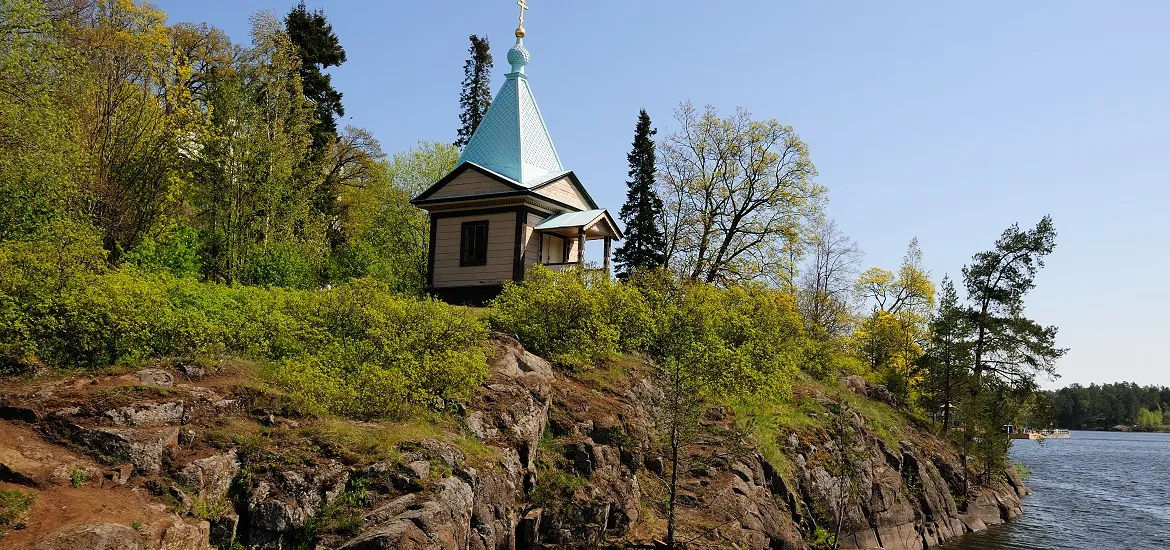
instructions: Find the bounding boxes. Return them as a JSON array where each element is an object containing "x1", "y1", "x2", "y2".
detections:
[
  {"x1": 5, "y1": 339, "x2": 1024, "y2": 550},
  {"x1": 177, "y1": 450, "x2": 240, "y2": 501},
  {"x1": 104, "y1": 402, "x2": 184, "y2": 427},
  {"x1": 32, "y1": 523, "x2": 144, "y2": 550},
  {"x1": 73, "y1": 425, "x2": 180, "y2": 475}
]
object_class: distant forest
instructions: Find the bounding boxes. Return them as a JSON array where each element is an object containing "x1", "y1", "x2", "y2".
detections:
[{"x1": 1042, "y1": 383, "x2": 1170, "y2": 430}]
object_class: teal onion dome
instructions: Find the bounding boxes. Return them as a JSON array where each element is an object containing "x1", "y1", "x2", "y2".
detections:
[{"x1": 507, "y1": 39, "x2": 530, "y2": 73}]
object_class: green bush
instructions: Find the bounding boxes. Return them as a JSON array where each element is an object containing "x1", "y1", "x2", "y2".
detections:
[
  {"x1": 239, "y1": 240, "x2": 326, "y2": 289},
  {"x1": 0, "y1": 237, "x2": 489, "y2": 419},
  {"x1": 122, "y1": 221, "x2": 202, "y2": 278},
  {"x1": 491, "y1": 266, "x2": 805, "y2": 398},
  {"x1": 636, "y1": 273, "x2": 803, "y2": 398},
  {"x1": 489, "y1": 266, "x2": 652, "y2": 367}
]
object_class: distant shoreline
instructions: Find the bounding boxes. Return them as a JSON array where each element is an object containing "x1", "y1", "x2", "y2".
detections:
[{"x1": 1069, "y1": 426, "x2": 1170, "y2": 433}]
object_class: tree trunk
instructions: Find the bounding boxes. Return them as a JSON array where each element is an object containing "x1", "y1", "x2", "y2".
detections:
[
  {"x1": 972, "y1": 301, "x2": 989, "y2": 393},
  {"x1": 943, "y1": 353, "x2": 952, "y2": 433}
]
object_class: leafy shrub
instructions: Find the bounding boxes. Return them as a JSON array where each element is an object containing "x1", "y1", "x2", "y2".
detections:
[
  {"x1": 491, "y1": 266, "x2": 805, "y2": 398},
  {"x1": 122, "y1": 221, "x2": 202, "y2": 278},
  {"x1": 489, "y1": 265, "x2": 652, "y2": 367},
  {"x1": 0, "y1": 238, "x2": 489, "y2": 419},
  {"x1": 239, "y1": 240, "x2": 326, "y2": 289}
]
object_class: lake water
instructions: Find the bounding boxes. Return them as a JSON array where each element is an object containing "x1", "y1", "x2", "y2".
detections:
[{"x1": 941, "y1": 431, "x2": 1170, "y2": 550}]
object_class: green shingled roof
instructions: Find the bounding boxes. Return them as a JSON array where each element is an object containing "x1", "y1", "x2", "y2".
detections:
[{"x1": 457, "y1": 37, "x2": 563, "y2": 185}]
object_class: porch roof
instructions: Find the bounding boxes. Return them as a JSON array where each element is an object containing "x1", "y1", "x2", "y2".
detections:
[{"x1": 534, "y1": 209, "x2": 623, "y2": 239}]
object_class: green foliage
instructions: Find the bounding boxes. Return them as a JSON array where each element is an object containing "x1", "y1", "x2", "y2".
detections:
[
  {"x1": 238, "y1": 240, "x2": 325, "y2": 290},
  {"x1": 191, "y1": 495, "x2": 233, "y2": 521},
  {"x1": 335, "y1": 141, "x2": 458, "y2": 294},
  {"x1": 490, "y1": 266, "x2": 653, "y2": 367},
  {"x1": 963, "y1": 216, "x2": 1065, "y2": 386},
  {"x1": 266, "y1": 280, "x2": 489, "y2": 418},
  {"x1": 301, "y1": 479, "x2": 367, "y2": 540},
  {"x1": 917, "y1": 277, "x2": 973, "y2": 430},
  {"x1": 455, "y1": 35, "x2": 493, "y2": 148},
  {"x1": 1047, "y1": 382, "x2": 1170, "y2": 429},
  {"x1": 1136, "y1": 406, "x2": 1163, "y2": 429},
  {"x1": 0, "y1": 490, "x2": 36, "y2": 535},
  {"x1": 492, "y1": 266, "x2": 807, "y2": 390},
  {"x1": 123, "y1": 221, "x2": 202, "y2": 278},
  {"x1": 614, "y1": 109, "x2": 666, "y2": 278},
  {"x1": 530, "y1": 466, "x2": 586, "y2": 512},
  {"x1": 952, "y1": 385, "x2": 1019, "y2": 486},
  {"x1": 1012, "y1": 461, "x2": 1032, "y2": 482},
  {"x1": 285, "y1": 0, "x2": 348, "y2": 155},
  {"x1": 69, "y1": 468, "x2": 88, "y2": 488},
  {"x1": 808, "y1": 526, "x2": 837, "y2": 550},
  {"x1": 852, "y1": 239, "x2": 935, "y2": 406},
  {"x1": 0, "y1": 237, "x2": 488, "y2": 418},
  {"x1": 658, "y1": 102, "x2": 825, "y2": 284}
]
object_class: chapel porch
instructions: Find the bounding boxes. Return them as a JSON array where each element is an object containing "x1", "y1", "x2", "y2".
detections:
[{"x1": 533, "y1": 209, "x2": 623, "y2": 275}]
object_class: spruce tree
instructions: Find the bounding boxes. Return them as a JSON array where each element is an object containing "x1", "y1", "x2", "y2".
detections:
[
  {"x1": 455, "y1": 35, "x2": 492, "y2": 148},
  {"x1": 284, "y1": 2, "x2": 347, "y2": 157},
  {"x1": 613, "y1": 109, "x2": 666, "y2": 279}
]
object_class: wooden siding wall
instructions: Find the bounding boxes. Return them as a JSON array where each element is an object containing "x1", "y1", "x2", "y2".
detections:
[
  {"x1": 567, "y1": 232, "x2": 581, "y2": 262},
  {"x1": 432, "y1": 212, "x2": 516, "y2": 288},
  {"x1": 429, "y1": 170, "x2": 513, "y2": 199},
  {"x1": 535, "y1": 177, "x2": 590, "y2": 210},
  {"x1": 523, "y1": 212, "x2": 543, "y2": 273}
]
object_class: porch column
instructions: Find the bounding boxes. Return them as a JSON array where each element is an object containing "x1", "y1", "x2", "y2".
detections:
[
  {"x1": 603, "y1": 237, "x2": 611, "y2": 277},
  {"x1": 577, "y1": 228, "x2": 586, "y2": 267}
]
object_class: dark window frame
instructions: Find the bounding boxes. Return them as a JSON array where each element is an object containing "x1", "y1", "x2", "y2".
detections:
[{"x1": 460, "y1": 220, "x2": 489, "y2": 267}]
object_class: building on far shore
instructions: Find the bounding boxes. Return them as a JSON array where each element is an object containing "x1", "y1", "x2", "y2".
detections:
[{"x1": 411, "y1": 8, "x2": 621, "y2": 304}]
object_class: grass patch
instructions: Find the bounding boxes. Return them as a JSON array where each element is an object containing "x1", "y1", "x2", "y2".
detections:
[
  {"x1": 568, "y1": 353, "x2": 650, "y2": 395},
  {"x1": 301, "y1": 479, "x2": 368, "y2": 540},
  {"x1": 91, "y1": 384, "x2": 177, "y2": 409},
  {"x1": 226, "y1": 379, "x2": 316, "y2": 419},
  {"x1": 191, "y1": 495, "x2": 233, "y2": 521},
  {"x1": 0, "y1": 490, "x2": 36, "y2": 538},
  {"x1": 205, "y1": 413, "x2": 496, "y2": 476}
]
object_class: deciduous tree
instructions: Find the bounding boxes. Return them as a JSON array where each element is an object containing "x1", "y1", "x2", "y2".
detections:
[
  {"x1": 797, "y1": 218, "x2": 862, "y2": 339},
  {"x1": 192, "y1": 11, "x2": 321, "y2": 286},
  {"x1": 658, "y1": 102, "x2": 825, "y2": 284},
  {"x1": 336, "y1": 141, "x2": 459, "y2": 293},
  {"x1": 853, "y1": 239, "x2": 935, "y2": 402}
]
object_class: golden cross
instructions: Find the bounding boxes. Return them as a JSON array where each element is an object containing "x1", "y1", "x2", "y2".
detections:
[{"x1": 517, "y1": 0, "x2": 528, "y2": 29}]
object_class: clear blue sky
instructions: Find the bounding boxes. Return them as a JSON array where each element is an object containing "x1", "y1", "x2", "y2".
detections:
[{"x1": 153, "y1": 0, "x2": 1170, "y2": 388}]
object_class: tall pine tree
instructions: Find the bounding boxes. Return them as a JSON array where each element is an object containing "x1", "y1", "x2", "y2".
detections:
[
  {"x1": 455, "y1": 35, "x2": 492, "y2": 148},
  {"x1": 614, "y1": 109, "x2": 666, "y2": 279},
  {"x1": 918, "y1": 276, "x2": 972, "y2": 431},
  {"x1": 285, "y1": 1, "x2": 347, "y2": 157}
]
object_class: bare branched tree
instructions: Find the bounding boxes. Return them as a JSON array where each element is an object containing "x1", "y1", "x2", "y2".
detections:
[{"x1": 798, "y1": 218, "x2": 863, "y2": 338}]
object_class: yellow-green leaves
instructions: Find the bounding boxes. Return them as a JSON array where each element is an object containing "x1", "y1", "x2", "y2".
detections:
[
  {"x1": 658, "y1": 102, "x2": 826, "y2": 285},
  {"x1": 852, "y1": 239, "x2": 936, "y2": 403}
]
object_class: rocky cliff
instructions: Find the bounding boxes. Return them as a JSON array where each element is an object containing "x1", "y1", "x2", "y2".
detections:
[{"x1": 0, "y1": 336, "x2": 1027, "y2": 549}]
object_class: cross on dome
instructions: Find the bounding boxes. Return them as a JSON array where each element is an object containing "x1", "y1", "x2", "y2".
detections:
[{"x1": 455, "y1": 0, "x2": 564, "y2": 184}]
